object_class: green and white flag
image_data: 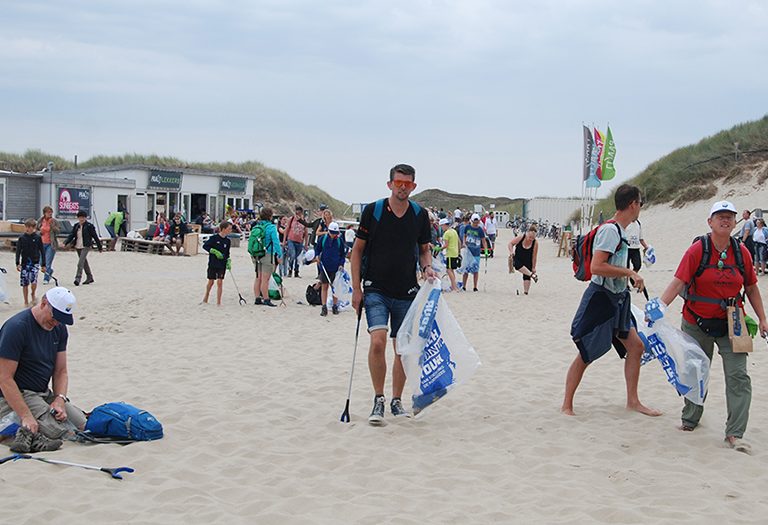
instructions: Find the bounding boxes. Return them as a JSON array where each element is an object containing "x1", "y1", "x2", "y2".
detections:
[{"x1": 601, "y1": 126, "x2": 617, "y2": 181}]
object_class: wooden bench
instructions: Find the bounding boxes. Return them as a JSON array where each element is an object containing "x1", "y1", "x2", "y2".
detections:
[
  {"x1": 5, "y1": 237, "x2": 110, "y2": 251},
  {"x1": 120, "y1": 237, "x2": 168, "y2": 255}
]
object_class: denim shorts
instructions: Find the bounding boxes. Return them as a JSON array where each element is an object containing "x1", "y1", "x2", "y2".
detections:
[{"x1": 364, "y1": 291, "x2": 414, "y2": 339}]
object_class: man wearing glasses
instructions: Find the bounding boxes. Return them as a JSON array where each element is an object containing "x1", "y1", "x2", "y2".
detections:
[
  {"x1": 0, "y1": 287, "x2": 86, "y2": 452},
  {"x1": 351, "y1": 164, "x2": 436, "y2": 425},
  {"x1": 562, "y1": 184, "x2": 661, "y2": 418}
]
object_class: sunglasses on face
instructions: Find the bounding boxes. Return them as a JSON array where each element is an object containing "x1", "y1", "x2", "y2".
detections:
[{"x1": 391, "y1": 180, "x2": 416, "y2": 190}]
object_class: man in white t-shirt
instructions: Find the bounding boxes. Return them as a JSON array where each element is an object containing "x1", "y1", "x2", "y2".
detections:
[
  {"x1": 624, "y1": 220, "x2": 649, "y2": 273},
  {"x1": 484, "y1": 211, "x2": 498, "y2": 257}
]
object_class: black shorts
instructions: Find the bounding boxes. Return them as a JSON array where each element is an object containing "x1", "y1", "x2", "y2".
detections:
[
  {"x1": 207, "y1": 266, "x2": 226, "y2": 280},
  {"x1": 446, "y1": 257, "x2": 460, "y2": 270},
  {"x1": 319, "y1": 269, "x2": 337, "y2": 284}
]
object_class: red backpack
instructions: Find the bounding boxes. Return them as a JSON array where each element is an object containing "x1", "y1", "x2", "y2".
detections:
[{"x1": 572, "y1": 220, "x2": 624, "y2": 281}]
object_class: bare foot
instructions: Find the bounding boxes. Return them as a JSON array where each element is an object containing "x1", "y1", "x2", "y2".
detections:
[
  {"x1": 561, "y1": 406, "x2": 575, "y2": 416},
  {"x1": 627, "y1": 403, "x2": 662, "y2": 416}
]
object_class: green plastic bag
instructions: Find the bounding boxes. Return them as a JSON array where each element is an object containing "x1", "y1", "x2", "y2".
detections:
[
  {"x1": 745, "y1": 314, "x2": 758, "y2": 338},
  {"x1": 268, "y1": 272, "x2": 283, "y2": 300}
]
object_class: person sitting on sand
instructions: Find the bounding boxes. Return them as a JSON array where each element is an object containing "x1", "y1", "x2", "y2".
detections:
[
  {"x1": 655, "y1": 200, "x2": 768, "y2": 454},
  {"x1": 0, "y1": 287, "x2": 85, "y2": 453},
  {"x1": 508, "y1": 224, "x2": 539, "y2": 295},
  {"x1": 562, "y1": 184, "x2": 661, "y2": 418}
]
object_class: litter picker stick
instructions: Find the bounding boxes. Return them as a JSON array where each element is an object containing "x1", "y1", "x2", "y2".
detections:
[
  {"x1": 227, "y1": 269, "x2": 247, "y2": 305},
  {"x1": 340, "y1": 307, "x2": 363, "y2": 423},
  {"x1": 0, "y1": 453, "x2": 134, "y2": 480}
]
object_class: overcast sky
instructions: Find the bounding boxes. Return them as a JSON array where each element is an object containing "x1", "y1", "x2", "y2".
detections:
[{"x1": 2, "y1": 0, "x2": 766, "y2": 203}]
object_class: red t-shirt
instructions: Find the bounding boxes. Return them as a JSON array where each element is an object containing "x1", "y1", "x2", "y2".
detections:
[{"x1": 675, "y1": 239, "x2": 757, "y2": 323}]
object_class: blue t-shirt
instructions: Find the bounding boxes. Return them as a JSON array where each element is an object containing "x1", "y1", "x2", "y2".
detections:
[
  {"x1": 464, "y1": 225, "x2": 487, "y2": 256},
  {"x1": 0, "y1": 309, "x2": 68, "y2": 395},
  {"x1": 591, "y1": 222, "x2": 628, "y2": 294},
  {"x1": 316, "y1": 234, "x2": 347, "y2": 272}
]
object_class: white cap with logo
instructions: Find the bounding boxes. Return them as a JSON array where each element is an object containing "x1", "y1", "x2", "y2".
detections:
[
  {"x1": 328, "y1": 221, "x2": 340, "y2": 233},
  {"x1": 709, "y1": 200, "x2": 737, "y2": 217},
  {"x1": 45, "y1": 287, "x2": 76, "y2": 325},
  {"x1": 471, "y1": 213, "x2": 481, "y2": 221}
]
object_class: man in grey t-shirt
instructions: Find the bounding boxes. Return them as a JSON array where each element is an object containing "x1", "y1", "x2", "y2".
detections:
[
  {"x1": 740, "y1": 209, "x2": 755, "y2": 261},
  {"x1": 562, "y1": 184, "x2": 661, "y2": 418}
]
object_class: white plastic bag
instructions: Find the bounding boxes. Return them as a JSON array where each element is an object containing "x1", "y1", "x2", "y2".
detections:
[
  {"x1": 0, "y1": 269, "x2": 6, "y2": 303},
  {"x1": 631, "y1": 305, "x2": 710, "y2": 405},
  {"x1": 431, "y1": 252, "x2": 452, "y2": 291},
  {"x1": 0, "y1": 411, "x2": 20, "y2": 437},
  {"x1": 456, "y1": 246, "x2": 472, "y2": 275},
  {"x1": 326, "y1": 268, "x2": 353, "y2": 311},
  {"x1": 396, "y1": 280, "x2": 481, "y2": 415}
]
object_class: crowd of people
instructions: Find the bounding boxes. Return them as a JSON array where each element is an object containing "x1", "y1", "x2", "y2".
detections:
[{"x1": 3, "y1": 168, "x2": 768, "y2": 458}]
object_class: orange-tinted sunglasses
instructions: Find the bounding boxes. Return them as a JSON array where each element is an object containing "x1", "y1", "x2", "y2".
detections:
[{"x1": 391, "y1": 180, "x2": 416, "y2": 190}]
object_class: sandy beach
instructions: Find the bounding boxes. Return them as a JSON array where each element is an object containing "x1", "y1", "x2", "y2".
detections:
[{"x1": 2, "y1": 177, "x2": 768, "y2": 523}]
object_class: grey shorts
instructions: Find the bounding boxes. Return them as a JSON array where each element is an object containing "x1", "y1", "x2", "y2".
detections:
[
  {"x1": 253, "y1": 255, "x2": 276, "y2": 277},
  {"x1": 0, "y1": 389, "x2": 87, "y2": 439}
]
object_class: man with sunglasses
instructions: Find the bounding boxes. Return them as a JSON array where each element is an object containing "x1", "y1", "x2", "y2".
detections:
[
  {"x1": 563, "y1": 184, "x2": 660, "y2": 418},
  {"x1": 351, "y1": 164, "x2": 435, "y2": 425},
  {"x1": 0, "y1": 287, "x2": 87, "y2": 451}
]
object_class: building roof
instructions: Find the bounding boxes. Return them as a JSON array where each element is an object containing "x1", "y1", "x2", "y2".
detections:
[{"x1": 56, "y1": 164, "x2": 256, "y2": 180}]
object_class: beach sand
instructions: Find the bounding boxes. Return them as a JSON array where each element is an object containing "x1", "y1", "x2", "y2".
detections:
[{"x1": 2, "y1": 177, "x2": 768, "y2": 523}]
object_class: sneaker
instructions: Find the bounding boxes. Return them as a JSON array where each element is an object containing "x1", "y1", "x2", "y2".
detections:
[
  {"x1": 320, "y1": 305, "x2": 328, "y2": 316},
  {"x1": 332, "y1": 304, "x2": 339, "y2": 315},
  {"x1": 83, "y1": 277, "x2": 94, "y2": 285},
  {"x1": 73, "y1": 280, "x2": 80, "y2": 287},
  {"x1": 30, "y1": 432, "x2": 63, "y2": 452},
  {"x1": 263, "y1": 299, "x2": 277, "y2": 308},
  {"x1": 368, "y1": 395, "x2": 386, "y2": 425},
  {"x1": 10, "y1": 427, "x2": 34, "y2": 453},
  {"x1": 473, "y1": 287, "x2": 478, "y2": 292},
  {"x1": 254, "y1": 297, "x2": 263, "y2": 305},
  {"x1": 390, "y1": 398, "x2": 411, "y2": 418},
  {"x1": 531, "y1": 273, "x2": 539, "y2": 283}
]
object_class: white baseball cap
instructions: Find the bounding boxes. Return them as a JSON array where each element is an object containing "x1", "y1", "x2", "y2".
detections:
[
  {"x1": 328, "y1": 221, "x2": 340, "y2": 233},
  {"x1": 471, "y1": 213, "x2": 480, "y2": 221},
  {"x1": 709, "y1": 200, "x2": 737, "y2": 217},
  {"x1": 304, "y1": 248, "x2": 316, "y2": 263},
  {"x1": 45, "y1": 287, "x2": 76, "y2": 325},
  {"x1": 438, "y1": 218, "x2": 451, "y2": 225}
]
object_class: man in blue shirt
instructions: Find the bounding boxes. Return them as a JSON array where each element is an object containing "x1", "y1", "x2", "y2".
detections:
[
  {"x1": 0, "y1": 287, "x2": 86, "y2": 452},
  {"x1": 462, "y1": 214, "x2": 488, "y2": 292},
  {"x1": 315, "y1": 221, "x2": 348, "y2": 316}
]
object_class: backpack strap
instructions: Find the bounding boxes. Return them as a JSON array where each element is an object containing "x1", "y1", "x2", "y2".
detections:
[{"x1": 682, "y1": 234, "x2": 745, "y2": 308}]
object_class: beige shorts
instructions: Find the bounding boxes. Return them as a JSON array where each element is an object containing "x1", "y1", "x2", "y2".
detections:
[
  {"x1": 0, "y1": 389, "x2": 87, "y2": 439},
  {"x1": 252, "y1": 255, "x2": 276, "y2": 277}
]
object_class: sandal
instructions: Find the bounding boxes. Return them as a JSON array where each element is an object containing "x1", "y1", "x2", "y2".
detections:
[{"x1": 531, "y1": 273, "x2": 538, "y2": 283}]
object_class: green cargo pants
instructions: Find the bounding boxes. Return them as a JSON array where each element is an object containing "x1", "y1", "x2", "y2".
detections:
[{"x1": 681, "y1": 319, "x2": 751, "y2": 438}]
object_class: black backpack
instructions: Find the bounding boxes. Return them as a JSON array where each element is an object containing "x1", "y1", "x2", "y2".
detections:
[{"x1": 306, "y1": 283, "x2": 322, "y2": 306}]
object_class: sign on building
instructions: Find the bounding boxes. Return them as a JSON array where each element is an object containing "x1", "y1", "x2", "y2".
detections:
[
  {"x1": 148, "y1": 170, "x2": 183, "y2": 191},
  {"x1": 58, "y1": 187, "x2": 92, "y2": 217},
  {"x1": 219, "y1": 176, "x2": 247, "y2": 194}
]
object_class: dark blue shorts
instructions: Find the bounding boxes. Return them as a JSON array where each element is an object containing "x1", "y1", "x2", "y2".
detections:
[{"x1": 364, "y1": 292, "x2": 414, "y2": 339}]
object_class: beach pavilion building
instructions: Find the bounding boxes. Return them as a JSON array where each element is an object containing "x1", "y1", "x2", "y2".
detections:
[{"x1": 37, "y1": 165, "x2": 255, "y2": 231}]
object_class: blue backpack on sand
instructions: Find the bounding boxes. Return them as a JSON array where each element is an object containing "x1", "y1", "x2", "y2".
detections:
[{"x1": 85, "y1": 402, "x2": 163, "y2": 441}]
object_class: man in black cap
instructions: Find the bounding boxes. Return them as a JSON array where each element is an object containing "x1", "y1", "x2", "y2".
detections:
[{"x1": 0, "y1": 287, "x2": 86, "y2": 452}]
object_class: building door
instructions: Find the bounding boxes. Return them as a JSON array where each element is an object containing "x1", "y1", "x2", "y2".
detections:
[
  {"x1": 117, "y1": 194, "x2": 130, "y2": 232},
  {"x1": 191, "y1": 193, "x2": 207, "y2": 220},
  {"x1": 132, "y1": 193, "x2": 148, "y2": 231}
]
